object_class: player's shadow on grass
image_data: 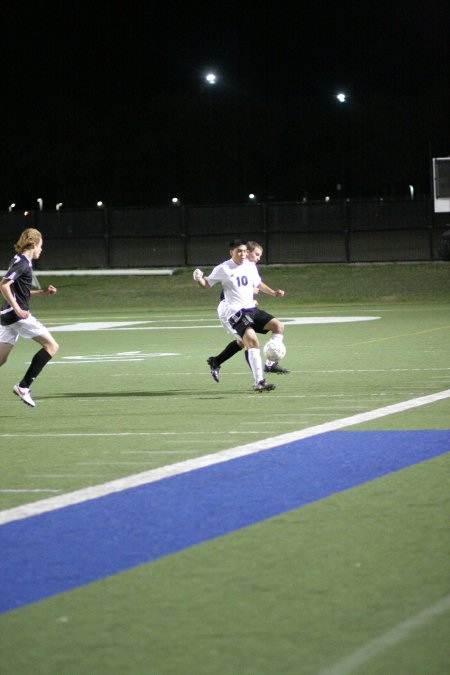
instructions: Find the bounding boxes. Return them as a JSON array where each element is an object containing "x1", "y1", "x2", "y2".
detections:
[{"x1": 40, "y1": 391, "x2": 228, "y2": 399}]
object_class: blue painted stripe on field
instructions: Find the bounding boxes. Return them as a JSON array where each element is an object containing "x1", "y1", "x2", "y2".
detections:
[{"x1": 1, "y1": 429, "x2": 449, "y2": 613}]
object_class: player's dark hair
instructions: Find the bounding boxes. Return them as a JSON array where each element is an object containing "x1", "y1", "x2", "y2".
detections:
[{"x1": 229, "y1": 239, "x2": 247, "y2": 249}]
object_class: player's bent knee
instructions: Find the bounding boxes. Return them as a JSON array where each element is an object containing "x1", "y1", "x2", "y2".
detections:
[
  {"x1": 246, "y1": 338, "x2": 259, "y2": 349},
  {"x1": 49, "y1": 341, "x2": 60, "y2": 356},
  {"x1": 266, "y1": 319, "x2": 284, "y2": 333},
  {"x1": 41, "y1": 338, "x2": 59, "y2": 357},
  {"x1": 0, "y1": 347, "x2": 12, "y2": 366}
]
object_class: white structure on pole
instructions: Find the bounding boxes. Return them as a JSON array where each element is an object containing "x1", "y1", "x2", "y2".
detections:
[{"x1": 433, "y1": 157, "x2": 450, "y2": 212}]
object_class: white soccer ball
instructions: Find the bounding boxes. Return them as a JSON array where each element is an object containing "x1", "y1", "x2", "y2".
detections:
[{"x1": 263, "y1": 339, "x2": 286, "y2": 362}]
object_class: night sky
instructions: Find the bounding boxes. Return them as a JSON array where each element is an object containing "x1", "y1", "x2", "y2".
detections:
[{"x1": 1, "y1": 1, "x2": 449, "y2": 209}]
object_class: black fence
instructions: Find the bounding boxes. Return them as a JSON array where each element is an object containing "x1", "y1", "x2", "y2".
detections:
[{"x1": 1, "y1": 199, "x2": 449, "y2": 269}]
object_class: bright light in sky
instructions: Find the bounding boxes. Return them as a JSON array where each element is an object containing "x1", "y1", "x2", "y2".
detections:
[
  {"x1": 336, "y1": 92, "x2": 347, "y2": 103},
  {"x1": 206, "y1": 73, "x2": 217, "y2": 85}
]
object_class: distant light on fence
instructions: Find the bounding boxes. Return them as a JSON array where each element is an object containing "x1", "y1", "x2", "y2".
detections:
[
  {"x1": 97, "y1": 201, "x2": 104, "y2": 208},
  {"x1": 248, "y1": 193, "x2": 256, "y2": 201}
]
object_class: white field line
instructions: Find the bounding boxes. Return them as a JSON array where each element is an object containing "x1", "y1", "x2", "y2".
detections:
[
  {"x1": 0, "y1": 431, "x2": 295, "y2": 438},
  {"x1": 115, "y1": 317, "x2": 381, "y2": 330},
  {"x1": 46, "y1": 317, "x2": 380, "y2": 333},
  {"x1": 33, "y1": 269, "x2": 177, "y2": 276},
  {"x1": 0, "y1": 389, "x2": 449, "y2": 526},
  {"x1": 0, "y1": 489, "x2": 61, "y2": 493},
  {"x1": 316, "y1": 593, "x2": 450, "y2": 675},
  {"x1": 121, "y1": 452, "x2": 206, "y2": 457},
  {"x1": 26, "y1": 474, "x2": 112, "y2": 479},
  {"x1": 76, "y1": 460, "x2": 158, "y2": 464}
]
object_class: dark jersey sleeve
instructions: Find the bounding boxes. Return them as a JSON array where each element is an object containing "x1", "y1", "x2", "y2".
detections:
[{"x1": 1, "y1": 254, "x2": 33, "y2": 325}]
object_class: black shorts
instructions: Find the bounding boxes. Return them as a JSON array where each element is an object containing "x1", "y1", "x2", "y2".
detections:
[{"x1": 229, "y1": 308, "x2": 274, "y2": 338}]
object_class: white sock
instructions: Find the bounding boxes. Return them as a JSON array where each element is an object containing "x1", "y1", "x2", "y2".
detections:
[
  {"x1": 247, "y1": 347, "x2": 264, "y2": 384},
  {"x1": 271, "y1": 333, "x2": 284, "y2": 343}
]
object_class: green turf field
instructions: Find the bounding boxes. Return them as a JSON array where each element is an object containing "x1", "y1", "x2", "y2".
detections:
[{"x1": 1, "y1": 263, "x2": 449, "y2": 674}]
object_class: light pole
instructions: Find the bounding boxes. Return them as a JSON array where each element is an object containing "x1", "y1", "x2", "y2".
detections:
[
  {"x1": 8, "y1": 203, "x2": 15, "y2": 213},
  {"x1": 37, "y1": 198, "x2": 43, "y2": 211},
  {"x1": 335, "y1": 92, "x2": 349, "y2": 200},
  {"x1": 97, "y1": 202, "x2": 110, "y2": 266},
  {"x1": 205, "y1": 72, "x2": 217, "y2": 202}
]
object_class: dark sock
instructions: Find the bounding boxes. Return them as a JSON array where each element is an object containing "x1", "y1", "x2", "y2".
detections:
[
  {"x1": 215, "y1": 340, "x2": 242, "y2": 365},
  {"x1": 20, "y1": 348, "x2": 52, "y2": 388}
]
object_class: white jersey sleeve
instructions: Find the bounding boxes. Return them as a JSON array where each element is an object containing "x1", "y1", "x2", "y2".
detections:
[{"x1": 204, "y1": 263, "x2": 226, "y2": 288}]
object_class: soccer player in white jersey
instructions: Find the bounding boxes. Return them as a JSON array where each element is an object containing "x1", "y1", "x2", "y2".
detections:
[
  {"x1": 193, "y1": 239, "x2": 284, "y2": 392},
  {"x1": 207, "y1": 240, "x2": 289, "y2": 382},
  {"x1": 0, "y1": 228, "x2": 59, "y2": 407}
]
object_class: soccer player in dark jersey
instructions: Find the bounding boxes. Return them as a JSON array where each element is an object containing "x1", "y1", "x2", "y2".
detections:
[
  {"x1": 205, "y1": 240, "x2": 289, "y2": 382},
  {"x1": 0, "y1": 228, "x2": 59, "y2": 407}
]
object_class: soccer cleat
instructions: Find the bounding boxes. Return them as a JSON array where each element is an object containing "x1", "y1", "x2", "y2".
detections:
[
  {"x1": 207, "y1": 356, "x2": 220, "y2": 383},
  {"x1": 13, "y1": 384, "x2": 36, "y2": 407},
  {"x1": 264, "y1": 362, "x2": 290, "y2": 374},
  {"x1": 253, "y1": 379, "x2": 276, "y2": 393}
]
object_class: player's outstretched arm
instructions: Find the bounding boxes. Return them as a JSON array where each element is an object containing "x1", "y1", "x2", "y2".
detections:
[
  {"x1": 258, "y1": 281, "x2": 285, "y2": 297},
  {"x1": 31, "y1": 285, "x2": 58, "y2": 296}
]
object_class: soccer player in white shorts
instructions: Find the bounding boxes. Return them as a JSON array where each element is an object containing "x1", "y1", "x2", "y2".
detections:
[{"x1": 0, "y1": 228, "x2": 59, "y2": 407}]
